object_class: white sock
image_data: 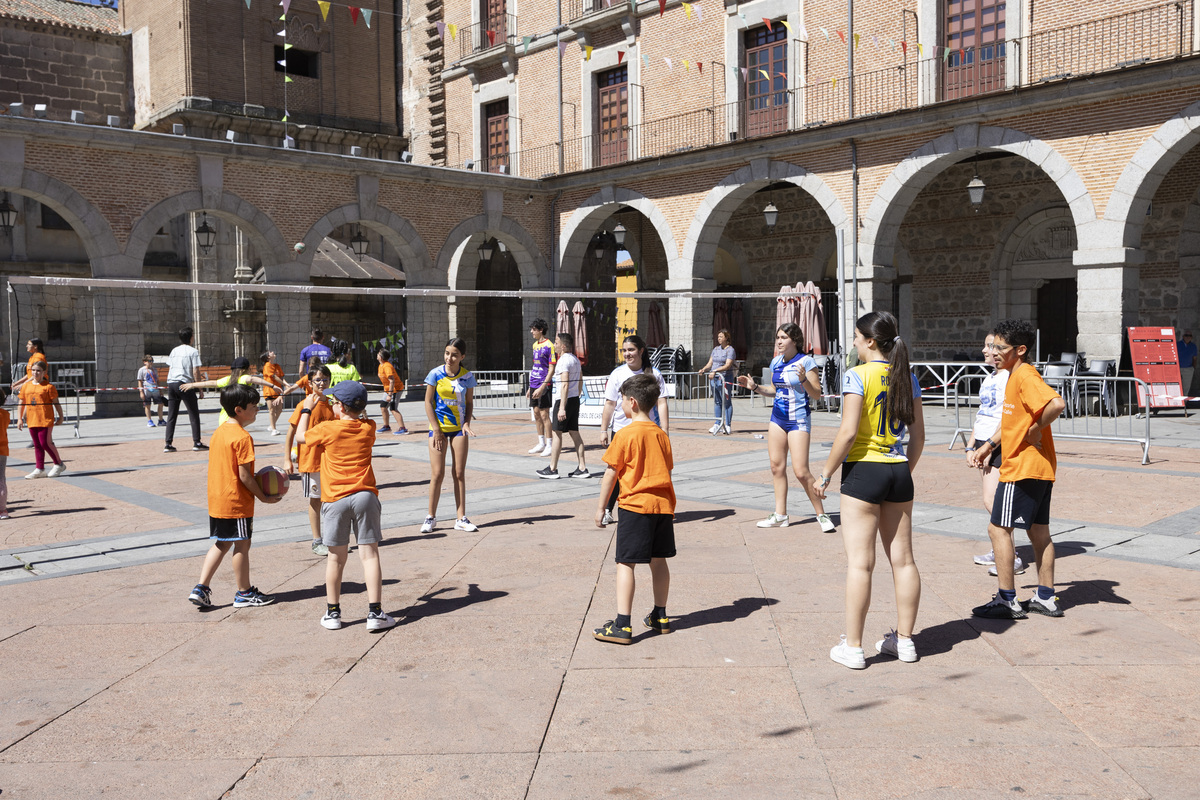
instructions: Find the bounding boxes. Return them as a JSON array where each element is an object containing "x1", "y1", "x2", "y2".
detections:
[{"x1": 538, "y1": 435, "x2": 546, "y2": 446}]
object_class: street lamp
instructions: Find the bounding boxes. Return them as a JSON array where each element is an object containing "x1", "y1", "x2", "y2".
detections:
[
  {"x1": 0, "y1": 193, "x2": 17, "y2": 237},
  {"x1": 763, "y1": 202, "x2": 779, "y2": 229},
  {"x1": 350, "y1": 228, "x2": 369, "y2": 260},
  {"x1": 478, "y1": 237, "x2": 494, "y2": 262},
  {"x1": 613, "y1": 222, "x2": 627, "y2": 247},
  {"x1": 194, "y1": 212, "x2": 217, "y2": 254},
  {"x1": 967, "y1": 172, "x2": 986, "y2": 210}
]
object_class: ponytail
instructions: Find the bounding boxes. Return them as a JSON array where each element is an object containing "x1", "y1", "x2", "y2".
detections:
[{"x1": 856, "y1": 310, "x2": 914, "y2": 426}]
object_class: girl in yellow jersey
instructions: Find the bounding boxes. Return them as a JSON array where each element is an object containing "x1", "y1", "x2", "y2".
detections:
[{"x1": 816, "y1": 311, "x2": 925, "y2": 669}]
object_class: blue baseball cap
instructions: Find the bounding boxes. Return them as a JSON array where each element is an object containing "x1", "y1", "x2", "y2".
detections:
[{"x1": 327, "y1": 380, "x2": 368, "y2": 412}]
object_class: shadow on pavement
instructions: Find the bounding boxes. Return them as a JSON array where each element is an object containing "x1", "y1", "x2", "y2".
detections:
[
  {"x1": 673, "y1": 508, "x2": 737, "y2": 524},
  {"x1": 271, "y1": 578, "x2": 403, "y2": 604},
  {"x1": 482, "y1": 514, "x2": 573, "y2": 527},
  {"x1": 379, "y1": 532, "x2": 448, "y2": 546},
  {"x1": 400, "y1": 582, "x2": 509, "y2": 621},
  {"x1": 671, "y1": 596, "x2": 778, "y2": 631}
]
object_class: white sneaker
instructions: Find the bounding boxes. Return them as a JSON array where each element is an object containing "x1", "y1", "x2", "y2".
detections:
[
  {"x1": 708, "y1": 423, "x2": 721, "y2": 435},
  {"x1": 420, "y1": 516, "x2": 436, "y2": 533},
  {"x1": 454, "y1": 517, "x2": 479, "y2": 532},
  {"x1": 540, "y1": 444, "x2": 553, "y2": 457},
  {"x1": 875, "y1": 629, "x2": 918, "y2": 662},
  {"x1": 988, "y1": 556, "x2": 1027, "y2": 577},
  {"x1": 366, "y1": 610, "x2": 397, "y2": 631},
  {"x1": 47, "y1": 464, "x2": 66, "y2": 478},
  {"x1": 528, "y1": 442, "x2": 545, "y2": 454},
  {"x1": 816, "y1": 513, "x2": 836, "y2": 533},
  {"x1": 24, "y1": 468, "x2": 47, "y2": 480},
  {"x1": 269, "y1": 428, "x2": 282, "y2": 436},
  {"x1": 601, "y1": 510, "x2": 615, "y2": 526},
  {"x1": 320, "y1": 610, "x2": 343, "y2": 630},
  {"x1": 756, "y1": 513, "x2": 789, "y2": 528},
  {"x1": 830, "y1": 635, "x2": 867, "y2": 669},
  {"x1": 974, "y1": 550, "x2": 996, "y2": 566},
  {"x1": 721, "y1": 425, "x2": 732, "y2": 435}
]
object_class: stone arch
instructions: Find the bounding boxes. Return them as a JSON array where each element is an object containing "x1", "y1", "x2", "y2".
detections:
[
  {"x1": 0, "y1": 167, "x2": 125, "y2": 276},
  {"x1": 681, "y1": 158, "x2": 850, "y2": 287},
  {"x1": 861, "y1": 124, "x2": 1098, "y2": 270},
  {"x1": 1105, "y1": 99, "x2": 1200, "y2": 251},
  {"x1": 438, "y1": 214, "x2": 547, "y2": 291},
  {"x1": 125, "y1": 190, "x2": 291, "y2": 277},
  {"x1": 301, "y1": 203, "x2": 434, "y2": 284},
  {"x1": 990, "y1": 205, "x2": 1077, "y2": 323},
  {"x1": 559, "y1": 188, "x2": 679, "y2": 289}
]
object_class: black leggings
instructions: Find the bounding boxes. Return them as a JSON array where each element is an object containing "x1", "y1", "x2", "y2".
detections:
[{"x1": 165, "y1": 381, "x2": 202, "y2": 446}]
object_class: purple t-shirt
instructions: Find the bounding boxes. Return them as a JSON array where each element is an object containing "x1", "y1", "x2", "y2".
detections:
[{"x1": 299, "y1": 343, "x2": 332, "y2": 367}]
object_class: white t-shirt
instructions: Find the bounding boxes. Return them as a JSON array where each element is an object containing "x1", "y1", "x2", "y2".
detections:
[
  {"x1": 973, "y1": 369, "x2": 1009, "y2": 441},
  {"x1": 166, "y1": 344, "x2": 201, "y2": 384},
  {"x1": 553, "y1": 352, "x2": 583, "y2": 402},
  {"x1": 603, "y1": 363, "x2": 666, "y2": 431}
]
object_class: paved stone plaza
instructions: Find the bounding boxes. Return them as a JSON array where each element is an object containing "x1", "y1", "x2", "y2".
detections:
[{"x1": 0, "y1": 400, "x2": 1198, "y2": 798}]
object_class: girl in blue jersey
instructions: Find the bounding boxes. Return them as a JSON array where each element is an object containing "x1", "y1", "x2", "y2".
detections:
[
  {"x1": 816, "y1": 311, "x2": 925, "y2": 669},
  {"x1": 422, "y1": 338, "x2": 478, "y2": 534},
  {"x1": 738, "y1": 323, "x2": 835, "y2": 532}
]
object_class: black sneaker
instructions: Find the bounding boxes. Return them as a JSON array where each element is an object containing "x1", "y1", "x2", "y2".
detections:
[
  {"x1": 163, "y1": 445, "x2": 177, "y2": 453},
  {"x1": 188, "y1": 584, "x2": 212, "y2": 608},
  {"x1": 233, "y1": 586, "x2": 275, "y2": 607},
  {"x1": 568, "y1": 468, "x2": 591, "y2": 479},
  {"x1": 971, "y1": 593, "x2": 1027, "y2": 620},
  {"x1": 593, "y1": 619, "x2": 633, "y2": 644},
  {"x1": 1023, "y1": 594, "x2": 1065, "y2": 618},
  {"x1": 643, "y1": 611, "x2": 671, "y2": 634},
  {"x1": 192, "y1": 442, "x2": 209, "y2": 452},
  {"x1": 536, "y1": 467, "x2": 560, "y2": 480}
]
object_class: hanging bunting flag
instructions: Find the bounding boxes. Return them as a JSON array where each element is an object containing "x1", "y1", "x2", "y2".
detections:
[
  {"x1": 558, "y1": 40, "x2": 567, "y2": 58},
  {"x1": 523, "y1": 35, "x2": 532, "y2": 54},
  {"x1": 659, "y1": 0, "x2": 666, "y2": 17},
  {"x1": 831, "y1": 77, "x2": 837, "y2": 89},
  {"x1": 853, "y1": 33, "x2": 860, "y2": 48},
  {"x1": 349, "y1": 7, "x2": 360, "y2": 25},
  {"x1": 245, "y1": 0, "x2": 251, "y2": 7},
  {"x1": 682, "y1": 2, "x2": 692, "y2": 19},
  {"x1": 943, "y1": 46, "x2": 952, "y2": 62},
  {"x1": 436, "y1": 21, "x2": 446, "y2": 39},
  {"x1": 617, "y1": 50, "x2": 625, "y2": 63},
  {"x1": 643, "y1": 53, "x2": 650, "y2": 67},
  {"x1": 682, "y1": 59, "x2": 689, "y2": 71},
  {"x1": 741, "y1": 66, "x2": 748, "y2": 81},
  {"x1": 277, "y1": 58, "x2": 286, "y2": 66},
  {"x1": 319, "y1": 1, "x2": 331, "y2": 20},
  {"x1": 284, "y1": 42, "x2": 294, "y2": 50},
  {"x1": 282, "y1": 114, "x2": 288, "y2": 121},
  {"x1": 872, "y1": 35, "x2": 879, "y2": 48},
  {"x1": 759, "y1": 69, "x2": 769, "y2": 80},
  {"x1": 280, "y1": 0, "x2": 291, "y2": 12},
  {"x1": 762, "y1": 18, "x2": 772, "y2": 32},
  {"x1": 780, "y1": 20, "x2": 792, "y2": 35},
  {"x1": 487, "y1": 29, "x2": 496, "y2": 46},
  {"x1": 448, "y1": 23, "x2": 458, "y2": 40},
  {"x1": 959, "y1": 47, "x2": 966, "y2": 61},
  {"x1": 889, "y1": 38, "x2": 896, "y2": 50},
  {"x1": 279, "y1": 13, "x2": 286, "y2": 21},
  {"x1": 697, "y1": 61, "x2": 703, "y2": 74},
  {"x1": 900, "y1": 40, "x2": 907, "y2": 54},
  {"x1": 819, "y1": 27, "x2": 830, "y2": 40},
  {"x1": 836, "y1": 30, "x2": 846, "y2": 44},
  {"x1": 277, "y1": 28, "x2": 286, "y2": 37},
  {"x1": 285, "y1": 75, "x2": 293, "y2": 83},
  {"x1": 665, "y1": 57, "x2": 673, "y2": 70},
  {"x1": 798, "y1": 24, "x2": 808, "y2": 40},
  {"x1": 585, "y1": 45, "x2": 593, "y2": 60},
  {"x1": 363, "y1": 9, "x2": 372, "y2": 27}
]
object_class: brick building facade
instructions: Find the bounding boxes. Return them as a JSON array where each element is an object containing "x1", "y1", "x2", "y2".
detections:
[{"x1": 2, "y1": 0, "x2": 1200, "y2": 399}]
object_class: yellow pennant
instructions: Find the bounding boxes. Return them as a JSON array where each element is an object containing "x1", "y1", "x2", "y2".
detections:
[
  {"x1": 683, "y1": 59, "x2": 689, "y2": 71},
  {"x1": 759, "y1": 69, "x2": 770, "y2": 81},
  {"x1": 853, "y1": 33, "x2": 860, "y2": 48},
  {"x1": 317, "y1": 1, "x2": 330, "y2": 20},
  {"x1": 917, "y1": 43, "x2": 924, "y2": 57},
  {"x1": 832, "y1": 77, "x2": 837, "y2": 89},
  {"x1": 448, "y1": 23, "x2": 457, "y2": 40},
  {"x1": 585, "y1": 45, "x2": 593, "y2": 60},
  {"x1": 682, "y1": 2, "x2": 692, "y2": 19},
  {"x1": 780, "y1": 20, "x2": 792, "y2": 34}
]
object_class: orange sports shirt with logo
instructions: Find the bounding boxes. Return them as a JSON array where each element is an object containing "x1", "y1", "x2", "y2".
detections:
[
  {"x1": 602, "y1": 420, "x2": 676, "y2": 515},
  {"x1": 207, "y1": 421, "x2": 256, "y2": 519},
  {"x1": 999, "y1": 362, "x2": 1061, "y2": 483},
  {"x1": 304, "y1": 418, "x2": 378, "y2": 503},
  {"x1": 289, "y1": 398, "x2": 335, "y2": 473}
]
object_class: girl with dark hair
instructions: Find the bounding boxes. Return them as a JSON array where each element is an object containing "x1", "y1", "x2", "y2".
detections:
[
  {"x1": 738, "y1": 323, "x2": 834, "y2": 532},
  {"x1": 598, "y1": 334, "x2": 669, "y2": 525},
  {"x1": 422, "y1": 337, "x2": 477, "y2": 533},
  {"x1": 816, "y1": 310, "x2": 925, "y2": 669},
  {"x1": 327, "y1": 340, "x2": 362, "y2": 387}
]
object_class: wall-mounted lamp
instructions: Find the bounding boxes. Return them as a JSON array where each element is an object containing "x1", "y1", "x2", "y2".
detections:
[
  {"x1": 967, "y1": 172, "x2": 986, "y2": 210},
  {"x1": 0, "y1": 193, "x2": 17, "y2": 237},
  {"x1": 478, "y1": 236, "x2": 494, "y2": 262},
  {"x1": 613, "y1": 222, "x2": 627, "y2": 247},
  {"x1": 350, "y1": 228, "x2": 369, "y2": 261},
  {"x1": 763, "y1": 202, "x2": 779, "y2": 229},
  {"x1": 194, "y1": 212, "x2": 217, "y2": 254}
]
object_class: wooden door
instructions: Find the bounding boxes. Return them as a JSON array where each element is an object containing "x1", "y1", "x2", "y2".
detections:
[
  {"x1": 485, "y1": 99, "x2": 509, "y2": 173},
  {"x1": 596, "y1": 66, "x2": 629, "y2": 166},
  {"x1": 744, "y1": 25, "x2": 788, "y2": 138},
  {"x1": 944, "y1": 0, "x2": 1006, "y2": 100}
]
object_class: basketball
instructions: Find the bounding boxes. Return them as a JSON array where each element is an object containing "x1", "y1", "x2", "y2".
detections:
[{"x1": 256, "y1": 465, "x2": 290, "y2": 498}]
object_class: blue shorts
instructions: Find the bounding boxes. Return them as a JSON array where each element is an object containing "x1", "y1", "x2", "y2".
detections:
[
  {"x1": 769, "y1": 410, "x2": 810, "y2": 434},
  {"x1": 429, "y1": 429, "x2": 462, "y2": 440}
]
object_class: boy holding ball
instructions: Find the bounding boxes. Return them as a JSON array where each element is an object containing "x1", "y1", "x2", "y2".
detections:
[{"x1": 188, "y1": 384, "x2": 282, "y2": 609}]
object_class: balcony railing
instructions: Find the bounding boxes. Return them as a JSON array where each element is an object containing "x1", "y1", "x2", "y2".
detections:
[
  {"x1": 457, "y1": 14, "x2": 518, "y2": 60},
  {"x1": 566, "y1": 0, "x2": 622, "y2": 23},
  {"x1": 499, "y1": 0, "x2": 1195, "y2": 177}
]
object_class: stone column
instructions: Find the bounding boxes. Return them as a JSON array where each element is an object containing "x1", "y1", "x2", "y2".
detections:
[
  {"x1": 664, "y1": 277, "x2": 715, "y2": 371},
  {"x1": 1076, "y1": 263, "x2": 1138, "y2": 362},
  {"x1": 265, "y1": 292, "x2": 311, "y2": 381},
  {"x1": 449, "y1": 296, "x2": 477, "y2": 345},
  {"x1": 406, "y1": 294, "x2": 449, "y2": 394}
]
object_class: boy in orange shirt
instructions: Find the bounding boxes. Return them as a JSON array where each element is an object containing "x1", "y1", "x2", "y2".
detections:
[
  {"x1": 296, "y1": 380, "x2": 396, "y2": 632},
  {"x1": 187, "y1": 383, "x2": 283, "y2": 609},
  {"x1": 376, "y1": 348, "x2": 408, "y2": 434},
  {"x1": 593, "y1": 373, "x2": 676, "y2": 644},
  {"x1": 971, "y1": 319, "x2": 1068, "y2": 620},
  {"x1": 261, "y1": 350, "x2": 286, "y2": 436},
  {"x1": 284, "y1": 365, "x2": 334, "y2": 556}
]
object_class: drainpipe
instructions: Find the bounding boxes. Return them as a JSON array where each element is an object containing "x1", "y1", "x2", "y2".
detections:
[
  {"x1": 557, "y1": 9, "x2": 564, "y2": 174},
  {"x1": 550, "y1": 189, "x2": 563, "y2": 291},
  {"x1": 851, "y1": 138, "x2": 859, "y2": 319}
]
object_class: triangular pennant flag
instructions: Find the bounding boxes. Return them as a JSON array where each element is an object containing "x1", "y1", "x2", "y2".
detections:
[
  {"x1": 487, "y1": 29, "x2": 496, "y2": 46},
  {"x1": 901, "y1": 40, "x2": 908, "y2": 54},
  {"x1": 819, "y1": 27, "x2": 829, "y2": 40},
  {"x1": 558, "y1": 41, "x2": 567, "y2": 58},
  {"x1": 282, "y1": 114, "x2": 288, "y2": 121},
  {"x1": 279, "y1": 13, "x2": 286, "y2": 21},
  {"x1": 284, "y1": 42, "x2": 293, "y2": 50},
  {"x1": 682, "y1": 59, "x2": 689, "y2": 71},
  {"x1": 889, "y1": 38, "x2": 896, "y2": 50},
  {"x1": 523, "y1": 35, "x2": 532, "y2": 54},
  {"x1": 277, "y1": 59, "x2": 286, "y2": 66},
  {"x1": 697, "y1": 61, "x2": 703, "y2": 74},
  {"x1": 363, "y1": 9, "x2": 372, "y2": 27},
  {"x1": 436, "y1": 20, "x2": 446, "y2": 39},
  {"x1": 836, "y1": 30, "x2": 846, "y2": 44},
  {"x1": 853, "y1": 33, "x2": 860, "y2": 48},
  {"x1": 759, "y1": 69, "x2": 769, "y2": 80},
  {"x1": 943, "y1": 46, "x2": 952, "y2": 62},
  {"x1": 277, "y1": 28, "x2": 287, "y2": 37},
  {"x1": 285, "y1": 75, "x2": 293, "y2": 83},
  {"x1": 775, "y1": 70, "x2": 786, "y2": 80},
  {"x1": 919, "y1": 43, "x2": 925, "y2": 57},
  {"x1": 617, "y1": 50, "x2": 625, "y2": 63},
  {"x1": 780, "y1": 20, "x2": 792, "y2": 35},
  {"x1": 741, "y1": 67, "x2": 748, "y2": 81},
  {"x1": 280, "y1": 0, "x2": 291, "y2": 12},
  {"x1": 872, "y1": 35, "x2": 879, "y2": 48},
  {"x1": 245, "y1": 0, "x2": 251, "y2": 7},
  {"x1": 798, "y1": 25, "x2": 808, "y2": 40},
  {"x1": 665, "y1": 57, "x2": 673, "y2": 70},
  {"x1": 763, "y1": 17, "x2": 773, "y2": 32},
  {"x1": 349, "y1": 7, "x2": 360, "y2": 24},
  {"x1": 683, "y1": 2, "x2": 692, "y2": 19},
  {"x1": 695, "y1": 4, "x2": 702, "y2": 21},
  {"x1": 448, "y1": 23, "x2": 458, "y2": 40},
  {"x1": 959, "y1": 47, "x2": 966, "y2": 61},
  {"x1": 318, "y1": 1, "x2": 330, "y2": 20},
  {"x1": 659, "y1": 0, "x2": 666, "y2": 16},
  {"x1": 643, "y1": 53, "x2": 650, "y2": 67},
  {"x1": 831, "y1": 77, "x2": 837, "y2": 89},
  {"x1": 585, "y1": 45, "x2": 593, "y2": 60}
]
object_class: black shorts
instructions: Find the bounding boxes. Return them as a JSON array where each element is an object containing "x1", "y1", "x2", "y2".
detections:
[
  {"x1": 840, "y1": 460, "x2": 915, "y2": 505},
  {"x1": 614, "y1": 508, "x2": 676, "y2": 564},
  {"x1": 530, "y1": 389, "x2": 552, "y2": 410},
  {"x1": 972, "y1": 438, "x2": 1002, "y2": 469},
  {"x1": 142, "y1": 390, "x2": 162, "y2": 407},
  {"x1": 380, "y1": 396, "x2": 398, "y2": 411},
  {"x1": 552, "y1": 397, "x2": 580, "y2": 432},
  {"x1": 210, "y1": 516, "x2": 253, "y2": 542},
  {"x1": 991, "y1": 479, "x2": 1053, "y2": 530}
]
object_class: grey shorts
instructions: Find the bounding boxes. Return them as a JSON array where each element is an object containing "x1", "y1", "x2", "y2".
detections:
[
  {"x1": 301, "y1": 471, "x2": 321, "y2": 499},
  {"x1": 320, "y1": 490, "x2": 382, "y2": 548}
]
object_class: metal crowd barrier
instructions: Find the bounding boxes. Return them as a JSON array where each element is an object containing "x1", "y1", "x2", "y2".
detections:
[
  {"x1": 470, "y1": 370, "x2": 532, "y2": 411},
  {"x1": 950, "y1": 373, "x2": 1152, "y2": 465},
  {"x1": 912, "y1": 361, "x2": 994, "y2": 408}
]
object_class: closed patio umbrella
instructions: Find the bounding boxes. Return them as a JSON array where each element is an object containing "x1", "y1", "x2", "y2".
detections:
[
  {"x1": 647, "y1": 301, "x2": 667, "y2": 348},
  {"x1": 776, "y1": 285, "x2": 801, "y2": 328},
  {"x1": 713, "y1": 298, "x2": 732, "y2": 342},
  {"x1": 572, "y1": 300, "x2": 589, "y2": 366},
  {"x1": 556, "y1": 300, "x2": 572, "y2": 337}
]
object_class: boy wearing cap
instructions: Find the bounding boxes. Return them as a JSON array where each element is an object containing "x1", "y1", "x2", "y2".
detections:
[{"x1": 295, "y1": 380, "x2": 396, "y2": 632}]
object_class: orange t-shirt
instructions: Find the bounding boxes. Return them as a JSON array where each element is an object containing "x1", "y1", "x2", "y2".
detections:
[
  {"x1": 378, "y1": 362, "x2": 402, "y2": 394},
  {"x1": 999, "y1": 362, "x2": 1061, "y2": 483},
  {"x1": 19, "y1": 382, "x2": 58, "y2": 428},
  {"x1": 602, "y1": 419, "x2": 675, "y2": 515},
  {"x1": 262, "y1": 363, "x2": 285, "y2": 398},
  {"x1": 0, "y1": 408, "x2": 9, "y2": 457},
  {"x1": 25, "y1": 353, "x2": 47, "y2": 379},
  {"x1": 207, "y1": 421, "x2": 256, "y2": 519},
  {"x1": 304, "y1": 418, "x2": 377, "y2": 503},
  {"x1": 294, "y1": 375, "x2": 318, "y2": 396},
  {"x1": 289, "y1": 398, "x2": 335, "y2": 474}
]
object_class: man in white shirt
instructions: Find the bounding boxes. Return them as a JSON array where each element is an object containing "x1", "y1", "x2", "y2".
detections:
[
  {"x1": 536, "y1": 332, "x2": 589, "y2": 479},
  {"x1": 163, "y1": 326, "x2": 206, "y2": 453}
]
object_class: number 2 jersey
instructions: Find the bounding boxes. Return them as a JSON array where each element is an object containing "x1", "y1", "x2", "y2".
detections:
[{"x1": 843, "y1": 360, "x2": 922, "y2": 463}]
